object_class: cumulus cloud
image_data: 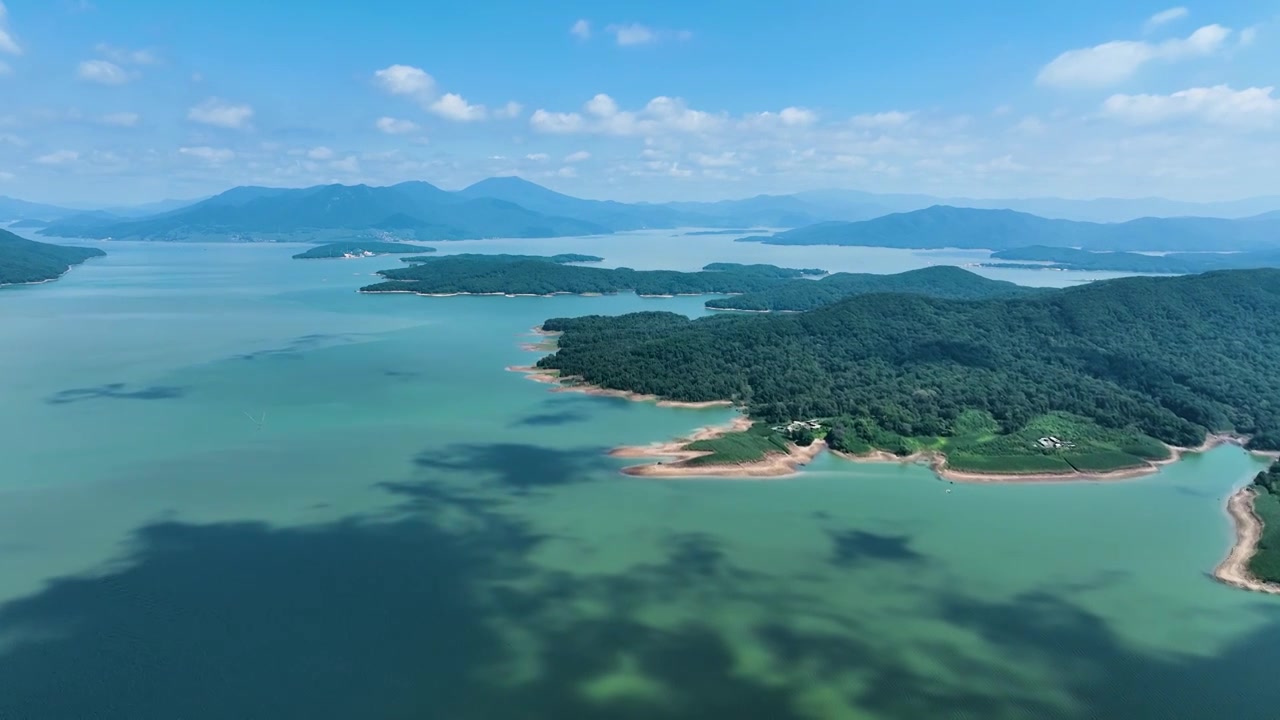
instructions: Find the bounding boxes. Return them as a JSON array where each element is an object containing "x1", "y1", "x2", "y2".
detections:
[
  {"x1": 36, "y1": 150, "x2": 79, "y2": 164},
  {"x1": 1101, "y1": 85, "x2": 1279, "y2": 127},
  {"x1": 188, "y1": 98, "x2": 254, "y2": 129},
  {"x1": 77, "y1": 59, "x2": 130, "y2": 85},
  {"x1": 1037, "y1": 24, "x2": 1231, "y2": 88},
  {"x1": 95, "y1": 43, "x2": 157, "y2": 65},
  {"x1": 494, "y1": 101, "x2": 523, "y2": 119},
  {"x1": 570, "y1": 19, "x2": 590, "y2": 39},
  {"x1": 100, "y1": 111, "x2": 140, "y2": 127},
  {"x1": 330, "y1": 156, "x2": 360, "y2": 173},
  {"x1": 179, "y1": 146, "x2": 234, "y2": 162},
  {"x1": 374, "y1": 116, "x2": 419, "y2": 134},
  {"x1": 1145, "y1": 7, "x2": 1188, "y2": 31},
  {"x1": 605, "y1": 23, "x2": 692, "y2": 46},
  {"x1": 531, "y1": 93, "x2": 722, "y2": 135},
  {"x1": 851, "y1": 111, "x2": 912, "y2": 128},
  {"x1": 373, "y1": 64, "x2": 435, "y2": 97},
  {"x1": 0, "y1": 2, "x2": 21, "y2": 56},
  {"x1": 429, "y1": 93, "x2": 485, "y2": 121},
  {"x1": 563, "y1": 150, "x2": 591, "y2": 163},
  {"x1": 306, "y1": 146, "x2": 334, "y2": 160},
  {"x1": 525, "y1": 152, "x2": 549, "y2": 161}
]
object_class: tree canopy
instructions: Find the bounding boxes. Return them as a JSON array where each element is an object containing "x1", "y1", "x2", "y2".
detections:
[
  {"x1": 0, "y1": 230, "x2": 105, "y2": 285},
  {"x1": 538, "y1": 269, "x2": 1280, "y2": 452}
]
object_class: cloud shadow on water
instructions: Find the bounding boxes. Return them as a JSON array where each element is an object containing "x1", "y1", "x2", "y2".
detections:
[
  {"x1": 45, "y1": 383, "x2": 187, "y2": 405},
  {"x1": 827, "y1": 529, "x2": 924, "y2": 567},
  {"x1": 412, "y1": 442, "x2": 616, "y2": 491},
  {"x1": 3, "y1": 472, "x2": 1280, "y2": 719}
]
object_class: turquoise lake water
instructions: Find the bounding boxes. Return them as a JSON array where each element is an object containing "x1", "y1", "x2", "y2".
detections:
[{"x1": 1, "y1": 233, "x2": 1278, "y2": 719}]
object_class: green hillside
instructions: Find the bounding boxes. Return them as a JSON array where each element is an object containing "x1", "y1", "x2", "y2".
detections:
[
  {"x1": 707, "y1": 265, "x2": 1039, "y2": 311},
  {"x1": 0, "y1": 230, "x2": 105, "y2": 285}
]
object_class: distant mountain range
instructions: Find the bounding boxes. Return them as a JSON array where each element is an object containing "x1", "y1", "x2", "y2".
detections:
[
  {"x1": 8, "y1": 177, "x2": 1280, "y2": 245},
  {"x1": 738, "y1": 205, "x2": 1280, "y2": 252}
]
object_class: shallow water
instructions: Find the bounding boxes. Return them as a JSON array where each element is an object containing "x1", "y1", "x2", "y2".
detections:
[{"x1": 0, "y1": 235, "x2": 1276, "y2": 719}]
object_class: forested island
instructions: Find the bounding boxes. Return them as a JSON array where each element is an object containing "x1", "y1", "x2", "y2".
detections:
[
  {"x1": 982, "y1": 246, "x2": 1280, "y2": 274},
  {"x1": 292, "y1": 241, "x2": 436, "y2": 259},
  {"x1": 0, "y1": 230, "x2": 105, "y2": 286},
  {"x1": 399, "y1": 253, "x2": 603, "y2": 265},
  {"x1": 360, "y1": 255, "x2": 829, "y2": 297},
  {"x1": 535, "y1": 270, "x2": 1280, "y2": 478},
  {"x1": 706, "y1": 265, "x2": 1039, "y2": 312}
]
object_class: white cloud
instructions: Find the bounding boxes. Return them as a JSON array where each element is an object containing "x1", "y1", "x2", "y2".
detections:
[
  {"x1": 77, "y1": 59, "x2": 130, "y2": 85},
  {"x1": 563, "y1": 150, "x2": 591, "y2": 163},
  {"x1": 100, "y1": 111, "x2": 140, "y2": 127},
  {"x1": 36, "y1": 150, "x2": 79, "y2": 165},
  {"x1": 375, "y1": 116, "x2": 420, "y2": 134},
  {"x1": 530, "y1": 109, "x2": 585, "y2": 133},
  {"x1": 555, "y1": 166, "x2": 577, "y2": 178},
  {"x1": 1241, "y1": 26, "x2": 1258, "y2": 46},
  {"x1": 1146, "y1": 7, "x2": 1188, "y2": 31},
  {"x1": 306, "y1": 146, "x2": 334, "y2": 160},
  {"x1": 1101, "y1": 85, "x2": 1279, "y2": 127},
  {"x1": 779, "y1": 107, "x2": 818, "y2": 127},
  {"x1": 179, "y1": 146, "x2": 234, "y2": 162},
  {"x1": 692, "y1": 151, "x2": 739, "y2": 167},
  {"x1": 585, "y1": 93, "x2": 619, "y2": 118},
  {"x1": 525, "y1": 152, "x2": 549, "y2": 161},
  {"x1": 373, "y1": 64, "x2": 435, "y2": 97},
  {"x1": 1037, "y1": 24, "x2": 1231, "y2": 88},
  {"x1": 188, "y1": 98, "x2": 254, "y2": 129},
  {"x1": 429, "y1": 92, "x2": 486, "y2": 121},
  {"x1": 570, "y1": 19, "x2": 591, "y2": 39},
  {"x1": 330, "y1": 156, "x2": 360, "y2": 173},
  {"x1": 0, "y1": 2, "x2": 21, "y2": 55},
  {"x1": 95, "y1": 43, "x2": 157, "y2": 65},
  {"x1": 605, "y1": 23, "x2": 691, "y2": 46},
  {"x1": 494, "y1": 100, "x2": 523, "y2": 119},
  {"x1": 851, "y1": 111, "x2": 912, "y2": 128}
]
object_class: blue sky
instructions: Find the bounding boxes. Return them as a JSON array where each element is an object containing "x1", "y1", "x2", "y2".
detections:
[{"x1": 0, "y1": 0, "x2": 1277, "y2": 206}]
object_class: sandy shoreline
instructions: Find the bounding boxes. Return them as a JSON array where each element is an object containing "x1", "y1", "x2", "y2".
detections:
[
  {"x1": 606, "y1": 416, "x2": 827, "y2": 478},
  {"x1": 506, "y1": 364, "x2": 734, "y2": 409},
  {"x1": 1214, "y1": 487, "x2": 1280, "y2": 594}
]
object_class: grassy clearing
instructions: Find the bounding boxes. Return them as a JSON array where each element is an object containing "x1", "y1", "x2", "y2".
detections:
[
  {"x1": 944, "y1": 454, "x2": 1076, "y2": 474},
  {"x1": 684, "y1": 423, "x2": 791, "y2": 466},
  {"x1": 1062, "y1": 451, "x2": 1149, "y2": 473}
]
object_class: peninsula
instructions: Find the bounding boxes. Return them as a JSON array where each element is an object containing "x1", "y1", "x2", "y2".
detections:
[
  {"x1": 981, "y1": 245, "x2": 1280, "y2": 274},
  {"x1": 292, "y1": 241, "x2": 436, "y2": 259},
  {"x1": 360, "y1": 255, "x2": 828, "y2": 297},
  {"x1": 0, "y1": 230, "x2": 105, "y2": 286}
]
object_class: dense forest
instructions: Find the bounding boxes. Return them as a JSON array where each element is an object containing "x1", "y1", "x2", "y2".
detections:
[
  {"x1": 987, "y1": 246, "x2": 1280, "y2": 274},
  {"x1": 0, "y1": 230, "x2": 106, "y2": 285},
  {"x1": 361, "y1": 256, "x2": 826, "y2": 296},
  {"x1": 538, "y1": 270, "x2": 1280, "y2": 462},
  {"x1": 707, "y1": 266, "x2": 1039, "y2": 312},
  {"x1": 292, "y1": 241, "x2": 436, "y2": 259}
]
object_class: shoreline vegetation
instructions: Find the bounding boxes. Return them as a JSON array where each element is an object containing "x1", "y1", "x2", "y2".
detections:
[
  {"x1": 1215, "y1": 487, "x2": 1280, "y2": 595},
  {"x1": 0, "y1": 230, "x2": 106, "y2": 286}
]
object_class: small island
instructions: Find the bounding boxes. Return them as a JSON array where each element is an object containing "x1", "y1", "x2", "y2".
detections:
[
  {"x1": 291, "y1": 241, "x2": 436, "y2": 260},
  {"x1": 360, "y1": 255, "x2": 829, "y2": 297},
  {"x1": 981, "y1": 245, "x2": 1280, "y2": 274},
  {"x1": 0, "y1": 230, "x2": 106, "y2": 286}
]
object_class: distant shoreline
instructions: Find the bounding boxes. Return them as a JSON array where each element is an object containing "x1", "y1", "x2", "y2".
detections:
[{"x1": 1215, "y1": 487, "x2": 1280, "y2": 595}]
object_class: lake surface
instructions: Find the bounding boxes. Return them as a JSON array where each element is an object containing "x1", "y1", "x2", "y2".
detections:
[{"x1": 1, "y1": 233, "x2": 1277, "y2": 719}]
